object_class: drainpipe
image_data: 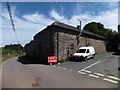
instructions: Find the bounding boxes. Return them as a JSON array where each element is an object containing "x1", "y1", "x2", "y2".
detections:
[
  {"x1": 86, "y1": 37, "x2": 87, "y2": 46},
  {"x1": 56, "y1": 29, "x2": 59, "y2": 62}
]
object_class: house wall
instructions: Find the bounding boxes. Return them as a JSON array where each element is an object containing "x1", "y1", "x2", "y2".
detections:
[
  {"x1": 25, "y1": 25, "x2": 106, "y2": 63},
  {"x1": 53, "y1": 27, "x2": 106, "y2": 61},
  {"x1": 25, "y1": 41, "x2": 34, "y2": 58},
  {"x1": 34, "y1": 28, "x2": 55, "y2": 63},
  {"x1": 25, "y1": 27, "x2": 54, "y2": 63}
]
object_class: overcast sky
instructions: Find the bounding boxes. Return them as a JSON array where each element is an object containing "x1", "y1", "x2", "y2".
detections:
[{"x1": 1, "y1": 2, "x2": 119, "y2": 47}]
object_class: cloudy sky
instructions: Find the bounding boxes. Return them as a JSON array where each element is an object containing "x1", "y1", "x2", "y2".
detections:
[{"x1": 1, "y1": 2, "x2": 118, "y2": 47}]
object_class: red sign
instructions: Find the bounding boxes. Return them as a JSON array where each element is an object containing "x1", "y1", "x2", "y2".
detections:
[{"x1": 48, "y1": 56, "x2": 57, "y2": 63}]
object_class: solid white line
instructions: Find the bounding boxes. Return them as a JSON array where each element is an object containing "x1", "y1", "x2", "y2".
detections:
[
  {"x1": 94, "y1": 72, "x2": 104, "y2": 77},
  {"x1": 103, "y1": 78, "x2": 118, "y2": 84},
  {"x1": 78, "y1": 71, "x2": 86, "y2": 74},
  {"x1": 79, "y1": 61, "x2": 101, "y2": 72},
  {"x1": 108, "y1": 76, "x2": 120, "y2": 81},
  {"x1": 89, "y1": 74, "x2": 99, "y2": 78},
  {"x1": 82, "y1": 70, "x2": 91, "y2": 73}
]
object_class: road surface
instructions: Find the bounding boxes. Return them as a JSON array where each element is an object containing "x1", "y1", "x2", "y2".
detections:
[{"x1": 2, "y1": 53, "x2": 120, "y2": 88}]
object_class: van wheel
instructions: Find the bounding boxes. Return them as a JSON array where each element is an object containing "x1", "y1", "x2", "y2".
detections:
[
  {"x1": 84, "y1": 57, "x2": 87, "y2": 61},
  {"x1": 92, "y1": 56, "x2": 94, "y2": 59},
  {"x1": 92, "y1": 54, "x2": 95, "y2": 59}
]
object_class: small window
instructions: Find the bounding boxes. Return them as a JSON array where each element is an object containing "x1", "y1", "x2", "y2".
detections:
[
  {"x1": 76, "y1": 49, "x2": 86, "y2": 53},
  {"x1": 86, "y1": 49, "x2": 89, "y2": 53}
]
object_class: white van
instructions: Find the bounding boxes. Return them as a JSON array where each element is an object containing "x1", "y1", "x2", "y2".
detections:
[{"x1": 73, "y1": 46, "x2": 95, "y2": 61}]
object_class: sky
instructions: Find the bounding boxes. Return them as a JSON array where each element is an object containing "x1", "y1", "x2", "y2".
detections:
[{"x1": 1, "y1": 2, "x2": 119, "y2": 47}]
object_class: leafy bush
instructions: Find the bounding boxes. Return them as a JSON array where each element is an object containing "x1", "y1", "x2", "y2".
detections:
[
  {"x1": 4, "y1": 44, "x2": 24, "y2": 51},
  {"x1": 2, "y1": 48, "x2": 25, "y2": 63},
  {"x1": 58, "y1": 58, "x2": 67, "y2": 63}
]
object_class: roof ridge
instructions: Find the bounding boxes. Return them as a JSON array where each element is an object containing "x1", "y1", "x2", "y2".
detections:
[{"x1": 52, "y1": 21, "x2": 106, "y2": 39}]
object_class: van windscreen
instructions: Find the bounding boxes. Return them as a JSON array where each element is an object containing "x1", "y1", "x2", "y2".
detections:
[{"x1": 76, "y1": 49, "x2": 86, "y2": 53}]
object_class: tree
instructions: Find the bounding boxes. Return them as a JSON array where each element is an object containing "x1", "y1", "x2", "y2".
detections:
[
  {"x1": 83, "y1": 22, "x2": 98, "y2": 34},
  {"x1": 83, "y1": 22, "x2": 117, "y2": 39},
  {"x1": 83, "y1": 22, "x2": 105, "y2": 34},
  {"x1": 83, "y1": 22, "x2": 118, "y2": 51},
  {"x1": 4, "y1": 44, "x2": 24, "y2": 51}
]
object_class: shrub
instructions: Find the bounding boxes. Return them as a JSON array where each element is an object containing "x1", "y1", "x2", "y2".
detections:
[{"x1": 58, "y1": 58, "x2": 67, "y2": 63}]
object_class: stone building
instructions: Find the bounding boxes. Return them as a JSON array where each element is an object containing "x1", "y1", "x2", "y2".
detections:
[
  {"x1": 25, "y1": 21, "x2": 106, "y2": 63},
  {"x1": 118, "y1": 25, "x2": 120, "y2": 37}
]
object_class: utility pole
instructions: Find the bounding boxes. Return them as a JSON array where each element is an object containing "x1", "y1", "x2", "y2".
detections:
[
  {"x1": 6, "y1": 2, "x2": 20, "y2": 51},
  {"x1": 78, "y1": 19, "x2": 82, "y2": 35},
  {"x1": 76, "y1": 19, "x2": 82, "y2": 45}
]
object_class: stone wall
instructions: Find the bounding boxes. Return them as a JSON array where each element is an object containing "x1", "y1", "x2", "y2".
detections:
[
  {"x1": 25, "y1": 25, "x2": 106, "y2": 63},
  {"x1": 53, "y1": 27, "x2": 106, "y2": 61},
  {"x1": 25, "y1": 27, "x2": 55, "y2": 63},
  {"x1": 25, "y1": 41, "x2": 34, "y2": 58}
]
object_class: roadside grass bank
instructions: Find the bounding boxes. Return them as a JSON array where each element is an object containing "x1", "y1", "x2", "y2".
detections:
[
  {"x1": 1, "y1": 48, "x2": 25, "y2": 63},
  {"x1": 0, "y1": 48, "x2": 2, "y2": 64}
]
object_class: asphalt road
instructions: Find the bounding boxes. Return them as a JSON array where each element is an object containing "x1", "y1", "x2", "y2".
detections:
[
  {"x1": 2, "y1": 57, "x2": 36, "y2": 88},
  {"x1": 59, "y1": 53, "x2": 120, "y2": 86},
  {"x1": 2, "y1": 53, "x2": 120, "y2": 88},
  {"x1": 59, "y1": 53, "x2": 119, "y2": 78}
]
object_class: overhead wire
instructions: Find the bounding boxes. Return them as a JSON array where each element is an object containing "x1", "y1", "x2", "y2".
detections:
[{"x1": 6, "y1": 2, "x2": 20, "y2": 50}]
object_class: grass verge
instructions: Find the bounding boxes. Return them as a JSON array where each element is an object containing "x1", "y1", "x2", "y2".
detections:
[
  {"x1": 58, "y1": 58, "x2": 68, "y2": 63},
  {"x1": 1, "y1": 48, "x2": 25, "y2": 63}
]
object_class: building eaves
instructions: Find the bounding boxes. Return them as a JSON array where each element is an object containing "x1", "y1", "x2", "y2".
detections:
[{"x1": 52, "y1": 21, "x2": 106, "y2": 40}]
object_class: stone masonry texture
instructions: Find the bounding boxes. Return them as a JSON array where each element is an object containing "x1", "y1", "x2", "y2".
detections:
[{"x1": 25, "y1": 22, "x2": 106, "y2": 63}]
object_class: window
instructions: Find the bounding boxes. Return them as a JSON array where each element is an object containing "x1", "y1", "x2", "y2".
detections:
[
  {"x1": 76, "y1": 49, "x2": 86, "y2": 53},
  {"x1": 86, "y1": 49, "x2": 89, "y2": 53}
]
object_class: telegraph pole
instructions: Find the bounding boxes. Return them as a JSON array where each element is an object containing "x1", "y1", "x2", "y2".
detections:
[
  {"x1": 76, "y1": 19, "x2": 82, "y2": 45},
  {"x1": 6, "y1": 2, "x2": 20, "y2": 51},
  {"x1": 78, "y1": 19, "x2": 82, "y2": 35}
]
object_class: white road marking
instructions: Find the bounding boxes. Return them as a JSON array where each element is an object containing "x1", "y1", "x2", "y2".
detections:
[
  {"x1": 57, "y1": 63, "x2": 60, "y2": 65},
  {"x1": 62, "y1": 67, "x2": 67, "y2": 70},
  {"x1": 89, "y1": 74, "x2": 99, "y2": 78},
  {"x1": 82, "y1": 70, "x2": 91, "y2": 73},
  {"x1": 69, "y1": 69, "x2": 73, "y2": 71},
  {"x1": 58, "y1": 66, "x2": 61, "y2": 68},
  {"x1": 94, "y1": 72, "x2": 104, "y2": 77},
  {"x1": 103, "y1": 78, "x2": 118, "y2": 84},
  {"x1": 52, "y1": 65, "x2": 56, "y2": 67},
  {"x1": 108, "y1": 76, "x2": 120, "y2": 81},
  {"x1": 78, "y1": 71, "x2": 86, "y2": 74},
  {"x1": 79, "y1": 61, "x2": 101, "y2": 72}
]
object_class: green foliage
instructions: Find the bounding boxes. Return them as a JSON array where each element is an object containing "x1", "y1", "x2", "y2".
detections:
[
  {"x1": 58, "y1": 58, "x2": 67, "y2": 63},
  {"x1": 83, "y1": 22, "x2": 119, "y2": 51},
  {"x1": 84, "y1": 22, "x2": 98, "y2": 33},
  {"x1": 0, "y1": 48, "x2": 2, "y2": 64},
  {"x1": 2, "y1": 47, "x2": 25, "y2": 63},
  {"x1": 83, "y1": 22, "x2": 118, "y2": 41},
  {"x1": 104, "y1": 29, "x2": 118, "y2": 40},
  {"x1": 4, "y1": 44, "x2": 24, "y2": 51},
  {"x1": 118, "y1": 43, "x2": 120, "y2": 49}
]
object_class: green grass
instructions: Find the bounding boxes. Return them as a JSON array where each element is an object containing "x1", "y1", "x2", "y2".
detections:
[
  {"x1": 58, "y1": 58, "x2": 68, "y2": 63},
  {"x1": 0, "y1": 48, "x2": 2, "y2": 64},
  {"x1": 1, "y1": 48, "x2": 25, "y2": 63}
]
